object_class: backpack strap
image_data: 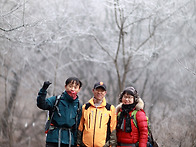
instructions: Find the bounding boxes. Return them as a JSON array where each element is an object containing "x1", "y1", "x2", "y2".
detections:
[
  {"x1": 77, "y1": 101, "x2": 81, "y2": 114},
  {"x1": 106, "y1": 114, "x2": 111, "y2": 142},
  {"x1": 131, "y1": 110, "x2": 138, "y2": 128},
  {"x1": 105, "y1": 103, "x2": 111, "y2": 142},
  {"x1": 85, "y1": 102, "x2": 91, "y2": 110},
  {"x1": 131, "y1": 110, "x2": 151, "y2": 134},
  {"x1": 105, "y1": 103, "x2": 111, "y2": 111},
  {"x1": 45, "y1": 94, "x2": 62, "y2": 133},
  {"x1": 54, "y1": 94, "x2": 62, "y2": 116},
  {"x1": 75, "y1": 101, "x2": 81, "y2": 130},
  {"x1": 49, "y1": 94, "x2": 62, "y2": 118},
  {"x1": 85, "y1": 102, "x2": 111, "y2": 110}
]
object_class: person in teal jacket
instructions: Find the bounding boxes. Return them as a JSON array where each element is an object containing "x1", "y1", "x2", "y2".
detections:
[{"x1": 37, "y1": 77, "x2": 82, "y2": 147}]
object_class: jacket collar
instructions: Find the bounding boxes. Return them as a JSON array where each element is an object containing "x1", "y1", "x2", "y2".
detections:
[{"x1": 88, "y1": 97, "x2": 107, "y2": 108}]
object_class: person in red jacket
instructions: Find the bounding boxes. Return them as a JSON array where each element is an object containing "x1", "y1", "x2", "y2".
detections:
[{"x1": 116, "y1": 87, "x2": 148, "y2": 147}]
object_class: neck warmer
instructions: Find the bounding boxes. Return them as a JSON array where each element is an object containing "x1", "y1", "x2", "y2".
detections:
[
  {"x1": 93, "y1": 97, "x2": 103, "y2": 107},
  {"x1": 117, "y1": 103, "x2": 136, "y2": 132},
  {"x1": 66, "y1": 90, "x2": 77, "y2": 100}
]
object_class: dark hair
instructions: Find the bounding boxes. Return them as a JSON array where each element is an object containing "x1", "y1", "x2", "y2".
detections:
[
  {"x1": 65, "y1": 77, "x2": 82, "y2": 88},
  {"x1": 119, "y1": 87, "x2": 139, "y2": 103}
]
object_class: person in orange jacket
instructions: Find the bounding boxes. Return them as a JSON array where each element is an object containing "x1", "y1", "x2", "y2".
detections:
[
  {"x1": 116, "y1": 87, "x2": 148, "y2": 147},
  {"x1": 77, "y1": 82, "x2": 117, "y2": 147}
]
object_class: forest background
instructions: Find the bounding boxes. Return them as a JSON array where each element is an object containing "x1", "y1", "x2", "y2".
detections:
[{"x1": 0, "y1": 0, "x2": 196, "y2": 147}]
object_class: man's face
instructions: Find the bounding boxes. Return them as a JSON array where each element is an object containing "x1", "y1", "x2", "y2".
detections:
[
  {"x1": 65, "y1": 81, "x2": 80, "y2": 93},
  {"x1": 93, "y1": 87, "x2": 107, "y2": 101}
]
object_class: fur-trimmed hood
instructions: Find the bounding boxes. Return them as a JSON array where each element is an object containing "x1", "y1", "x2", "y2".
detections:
[{"x1": 116, "y1": 97, "x2": 144, "y2": 113}]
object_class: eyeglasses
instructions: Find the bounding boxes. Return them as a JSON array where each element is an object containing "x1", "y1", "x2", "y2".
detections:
[{"x1": 122, "y1": 95, "x2": 134, "y2": 100}]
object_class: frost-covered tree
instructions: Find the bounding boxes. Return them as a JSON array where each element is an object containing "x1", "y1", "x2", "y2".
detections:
[{"x1": 0, "y1": 0, "x2": 195, "y2": 146}]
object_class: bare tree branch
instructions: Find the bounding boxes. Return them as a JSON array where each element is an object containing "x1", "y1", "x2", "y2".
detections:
[
  {"x1": 176, "y1": 59, "x2": 196, "y2": 76},
  {"x1": 0, "y1": 25, "x2": 25, "y2": 32},
  {"x1": 90, "y1": 34, "x2": 114, "y2": 60}
]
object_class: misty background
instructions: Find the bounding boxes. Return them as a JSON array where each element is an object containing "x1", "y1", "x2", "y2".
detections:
[{"x1": 0, "y1": 0, "x2": 196, "y2": 146}]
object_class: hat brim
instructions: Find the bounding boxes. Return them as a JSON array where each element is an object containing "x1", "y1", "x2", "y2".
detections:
[{"x1": 94, "y1": 85, "x2": 106, "y2": 91}]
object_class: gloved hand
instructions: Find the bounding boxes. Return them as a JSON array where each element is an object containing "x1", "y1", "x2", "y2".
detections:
[{"x1": 42, "y1": 81, "x2": 52, "y2": 90}]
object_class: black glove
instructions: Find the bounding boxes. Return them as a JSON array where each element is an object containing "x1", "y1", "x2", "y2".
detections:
[{"x1": 42, "y1": 81, "x2": 52, "y2": 90}]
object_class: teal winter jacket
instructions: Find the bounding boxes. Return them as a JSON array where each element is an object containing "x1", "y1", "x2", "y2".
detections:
[{"x1": 37, "y1": 88, "x2": 82, "y2": 145}]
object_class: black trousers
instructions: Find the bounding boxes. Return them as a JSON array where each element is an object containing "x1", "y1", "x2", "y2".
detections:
[{"x1": 46, "y1": 142, "x2": 75, "y2": 147}]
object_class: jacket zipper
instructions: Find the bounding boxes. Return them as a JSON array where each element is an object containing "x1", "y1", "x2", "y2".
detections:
[
  {"x1": 93, "y1": 108, "x2": 97, "y2": 147},
  {"x1": 89, "y1": 113, "x2": 91, "y2": 128},
  {"x1": 99, "y1": 113, "x2": 102, "y2": 128}
]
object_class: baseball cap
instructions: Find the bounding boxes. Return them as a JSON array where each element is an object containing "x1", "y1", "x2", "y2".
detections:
[{"x1": 94, "y1": 82, "x2": 106, "y2": 91}]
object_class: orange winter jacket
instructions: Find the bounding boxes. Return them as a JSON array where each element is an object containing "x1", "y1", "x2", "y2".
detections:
[{"x1": 77, "y1": 98, "x2": 117, "y2": 147}]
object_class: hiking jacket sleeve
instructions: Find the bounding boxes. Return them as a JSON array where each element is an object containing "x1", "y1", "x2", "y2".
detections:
[
  {"x1": 136, "y1": 110, "x2": 148, "y2": 147},
  {"x1": 37, "y1": 88, "x2": 54, "y2": 110}
]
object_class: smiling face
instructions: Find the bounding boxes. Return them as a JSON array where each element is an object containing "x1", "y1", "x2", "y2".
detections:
[
  {"x1": 92, "y1": 87, "x2": 107, "y2": 101},
  {"x1": 121, "y1": 93, "x2": 134, "y2": 105}
]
